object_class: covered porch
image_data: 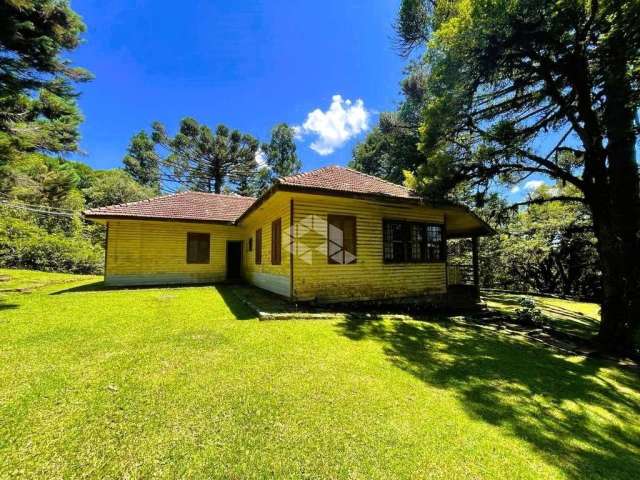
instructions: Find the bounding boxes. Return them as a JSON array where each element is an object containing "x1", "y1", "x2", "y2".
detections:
[
  {"x1": 442, "y1": 206, "x2": 494, "y2": 303},
  {"x1": 446, "y1": 236, "x2": 481, "y2": 291}
]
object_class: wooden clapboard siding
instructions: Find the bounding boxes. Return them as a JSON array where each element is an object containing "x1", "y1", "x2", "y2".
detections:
[
  {"x1": 239, "y1": 191, "x2": 291, "y2": 297},
  {"x1": 289, "y1": 192, "x2": 446, "y2": 302},
  {"x1": 105, "y1": 219, "x2": 243, "y2": 285},
  {"x1": 101, "y1": 190, "x2": 446, "y2": 299}
]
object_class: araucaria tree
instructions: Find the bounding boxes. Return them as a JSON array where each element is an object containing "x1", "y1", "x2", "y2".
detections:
[
  {"x1": 152, "y1": 118, "x2": 259, "y2": 194},
  {"x1": 396, "y1": 0, "x2": 639, "y2": 355},
  {"x1": 0, "y1": 0, "x2": 91, "y2": 157}
]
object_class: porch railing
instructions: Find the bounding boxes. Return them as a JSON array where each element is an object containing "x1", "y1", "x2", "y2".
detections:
[{"x1": 447, "y1": 264, "x2": 475, "y2": 286}]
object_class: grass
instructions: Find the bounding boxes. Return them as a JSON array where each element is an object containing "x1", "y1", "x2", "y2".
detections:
[
  {"x1": 483, "y1": 291, "x2": 601, "y2": 339},
  {"x1": 0, "y1": 268, "x2": 638, "y2": 479}
]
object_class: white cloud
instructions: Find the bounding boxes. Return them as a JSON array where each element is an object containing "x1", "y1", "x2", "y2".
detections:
[
  {"x1": 291, "y1": 125, "x2": 303, "y2": 140},
  {"x1": 510, "y1": 185, "x2": 520, "y2": 194},
  {"x1": 295, "y1": 95, "x2": 370, "y2": 155},
  {"x1": 524, "y1": 180, "x2": 546, "y2": 191},
  {"x1": 255, "y1": 149, "x2": 268, "y2": 168}
]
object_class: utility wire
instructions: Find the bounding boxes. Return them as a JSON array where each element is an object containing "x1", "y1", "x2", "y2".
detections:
[
  {"x1": 0, "y1": 200, "x2": 78, "y2": 218},
  {"x1": 0, "y1": 193, "x2": 78, "y2": 213}
]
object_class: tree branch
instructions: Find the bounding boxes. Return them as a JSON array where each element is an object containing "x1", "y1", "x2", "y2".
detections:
[{"x1": 510, "y1": 196, "x2": 586, "y2": 208}]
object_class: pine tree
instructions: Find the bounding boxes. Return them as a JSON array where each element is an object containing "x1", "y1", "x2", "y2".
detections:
[
  {"x1": 123, "y1": 131, "x2": 160, "y2": 193},
  {"x1": 152, "y1": 119, "x2": 259, "y2": 194},
  {"x1": 0, "y1": 1, "x2": 91, "y2": 156},
  {"x1": 263, "y1": 123, "x2": 300, "y2": 178}
]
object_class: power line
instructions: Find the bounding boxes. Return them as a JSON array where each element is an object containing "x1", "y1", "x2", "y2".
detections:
[
  {"x1": 0, "y1": 200, "x2": 78, "y2": 218},
  {"x1": 0, "y1": 193, "x2": 78, "y2": 213}
]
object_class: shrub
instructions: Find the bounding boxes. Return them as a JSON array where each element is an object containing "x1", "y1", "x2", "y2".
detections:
[
  {"x1": 515, "y1": 297, "x2": 546, "y2": 327},
  {"x1": 0, "y1": 216, "x2": 103, "y2": 274}
]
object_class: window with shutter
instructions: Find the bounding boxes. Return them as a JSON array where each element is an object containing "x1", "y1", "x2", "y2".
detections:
[
  {"x1": 186, "y1": 232, "x2": 210, "y2": 264},
  {"x1": 327, "y1": 215, "x2": 357, "y2": 264}
]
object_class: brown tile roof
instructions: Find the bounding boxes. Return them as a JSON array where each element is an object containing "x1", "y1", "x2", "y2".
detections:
[
  {"x1": 83, "y1": 191, "x2": 256, "y2": 223},
  {"x1": 84, "y1": 167, "x2": 421, "y2": 224},
  {"x1": 277, "y1": 165, "x2": 420, "y2": 199}
]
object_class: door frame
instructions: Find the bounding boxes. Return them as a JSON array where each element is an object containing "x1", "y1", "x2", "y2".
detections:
[{"x1": 226, "y1": 240, "x2": 243, "y2": 281}]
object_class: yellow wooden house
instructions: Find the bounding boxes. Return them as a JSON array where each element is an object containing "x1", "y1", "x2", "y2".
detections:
[{"x1": 84, "y1": 166, "x2": 492, "y2": 303}]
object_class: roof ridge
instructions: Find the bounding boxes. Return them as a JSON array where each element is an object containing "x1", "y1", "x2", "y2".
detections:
[
  {"x1": 343, "y1": 166, "x2": 415, "y2": 193},
  {"x1": 86, "y1": 190, "x2": 192, "y2": 213},
  {"x1": 188, "y1": 191, "x2": 256, "y2": 200},
  {"x1": 85, "y1": 190, "x2": 256, "y2": 214},
  {"x1": 278, "y1": 165, "x2": 339, "y2": 183}
]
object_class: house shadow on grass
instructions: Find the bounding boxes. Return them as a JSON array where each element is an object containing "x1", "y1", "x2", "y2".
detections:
[
  {"x1": 0, "y1": 300, "x2": 18, "y2": 311},
  {"x1": 51, "y1": 281, "x2": 217, "y2": 295},
  {"x1": 336, "y1": 315, "x2": 640, "y2": 480},
  {"x1": 217, "y1": 285, "x2": 257, "y2": 321}
]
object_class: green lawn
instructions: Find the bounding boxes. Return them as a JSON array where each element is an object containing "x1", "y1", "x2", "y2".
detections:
[
  {"x1": 483, "y1": 291, "x2": 601, "y2": 339},
  {"x1": 1, "y1": 269, "x2": 638, "y2": 479}
]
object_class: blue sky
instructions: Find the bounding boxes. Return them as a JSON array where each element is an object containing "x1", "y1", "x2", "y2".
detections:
[{"x1": 70, "y1": 0, "x2": 406, "y2": 173}]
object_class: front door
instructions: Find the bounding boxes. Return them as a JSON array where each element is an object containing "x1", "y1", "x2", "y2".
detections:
[{"x1": 226, "y1": 241, "x2": 242, "y2": 281}]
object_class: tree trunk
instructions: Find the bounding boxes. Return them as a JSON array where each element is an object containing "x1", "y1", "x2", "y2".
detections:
[
  {"x1": 589, "y1": 17, "x2": 639, "y2": 356},
  {"x1": 590, "y1": 201, "x2": 640, "y2": 356},
  {"x1": 214, "y1": 175, "x2": 222, "y2": 194}
]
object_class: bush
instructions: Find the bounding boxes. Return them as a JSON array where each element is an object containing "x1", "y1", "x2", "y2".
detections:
[
  {"x1": 0, "y1": 216, "x2": 103, "y2": 274},
  {"x1": 515, "y1": 297, "x2": 546, "y2": 327}
]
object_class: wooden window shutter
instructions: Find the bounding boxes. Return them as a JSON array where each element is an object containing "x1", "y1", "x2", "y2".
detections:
[
  {"x1": 327, "y1": 215, "x2": 357, "y2": 264},
  {"x1": 255, "y1": 229, "x2": 262, "y2": 264},
  {"x1": 271, "y1": 218, "x2": 282, "y2": 265},
  {"x1": 186, "y1": 232, "x2": 210, "y2": 264}
]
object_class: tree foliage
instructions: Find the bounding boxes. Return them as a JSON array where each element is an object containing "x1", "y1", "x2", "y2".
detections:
[
  {"x1": 0, "y1": 214, "x2": 103, "y2": 274},
  {"x1": 395, "y1": 0, "x2": 640, "y2": 355},
  {"x1": 0, "y1": 0, "x2": 91, "y2": 157},
  {"x1": 123, "y1": 131, "x2": 160, "y2": 193},
  {"x1": 152, "y1": 118, "x2": 259, "y2": 194},
  {"x1": 249, "y1": 123, "x2": 301, "y2": 196},
  {"x1": 350, "y1": 65, "x2": 427, "y2": 184},
  {"x1": 82, "y1": 169, "x2": 156, "y2": 209},
  {"x1": 263, "y1": 123, "x2": 300, "y2": 179},
  {"x1": 478, "y1": 185, "x2": 600, "y2": 299}
]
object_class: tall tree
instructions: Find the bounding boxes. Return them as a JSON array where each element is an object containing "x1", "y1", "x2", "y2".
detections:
[
  {"x1": 350, "y1": 122, "x2": 420, "y2": 184},
  {"x1": 0, "y1": 0, "x2": 91, "y2": 157},
  {"x1": 152, "y1": 119, "x2": 259, "y2": 194},
  {"x1": 82, "y1": 169, "x2": 155, "y2": 209},
  {"x1": 263, "y1": 123, "x2": 300, "y2": 178},
  {"x1": 396, "y1": 0, "x2": 640, "y2": 355},
  {"x1": 249, "y1": 123, "x2": 301, "y2": 196},
  {"x1": 350, "y1": 65, "x2": 427, "y2": 184},
  {"x1": 123, "y1": 131, "x2": 160, "y2": 192}
]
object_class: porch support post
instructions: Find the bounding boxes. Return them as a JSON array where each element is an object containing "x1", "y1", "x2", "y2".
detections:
[
  {"x1": 443, "y1": 214, "x2": 448, "y2": 289},
  {"x1": 471, "y1": 235, "x2": 479, "y2": 290}
]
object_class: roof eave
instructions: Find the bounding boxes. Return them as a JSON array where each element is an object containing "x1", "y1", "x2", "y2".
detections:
[
  {"x1": 83, "y1": 213, "x2": 236, "y2": 226},
  {"x1": 235, "y1": 183, "x2": 456, "y2": 224}
]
